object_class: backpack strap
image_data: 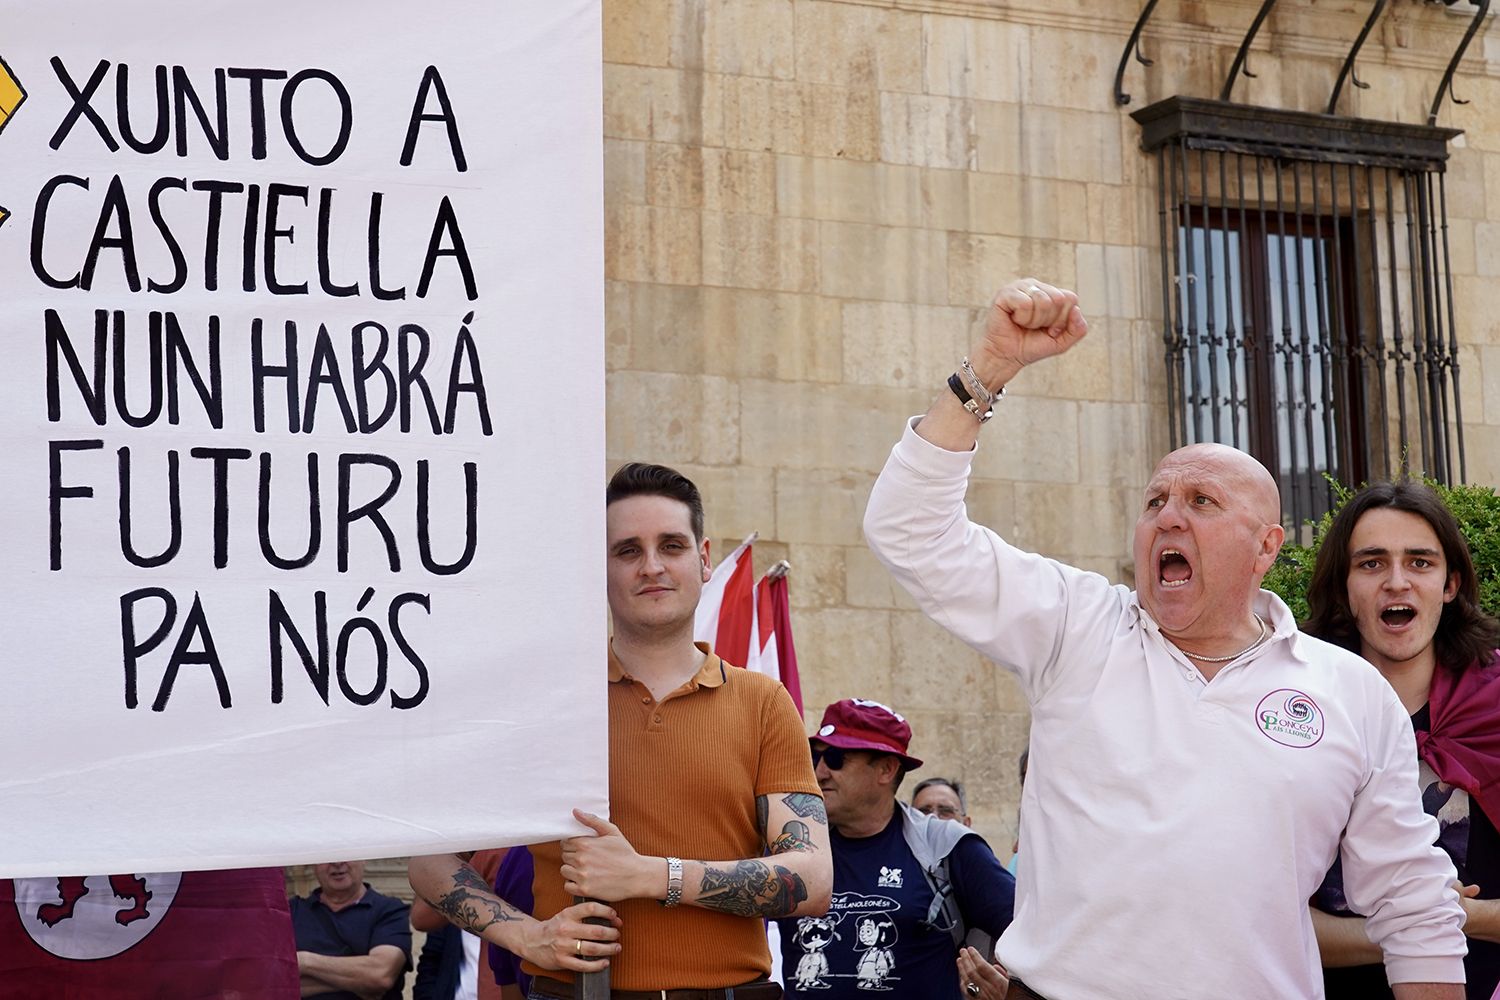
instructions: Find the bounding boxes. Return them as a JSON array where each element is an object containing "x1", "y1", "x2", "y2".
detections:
[
  {"x1": 922, "y1": 851, "x2": 965, "y2": 950},
  {"x1": 898, "y1": 801, "x2": 972, "y2": 951}
]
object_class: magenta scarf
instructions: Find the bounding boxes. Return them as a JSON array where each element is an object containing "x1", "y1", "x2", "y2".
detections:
[{"x1": 1416, "y1": 650, "x2": 1500, "y2": 824}]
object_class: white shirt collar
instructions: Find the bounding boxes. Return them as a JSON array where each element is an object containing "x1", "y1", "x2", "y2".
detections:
[{"x1": 1130, "y1": 588, "x2": 1312, "y2": 668}]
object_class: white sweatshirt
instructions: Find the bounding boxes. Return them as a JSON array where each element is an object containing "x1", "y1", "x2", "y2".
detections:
[{"x1": 864, "y1": 418, "x2": 1466, "y2": 1000}]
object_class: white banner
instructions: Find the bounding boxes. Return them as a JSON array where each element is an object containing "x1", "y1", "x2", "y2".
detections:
[{"x1": 0, "y1": 1, "x2": 607, "y2": 876}]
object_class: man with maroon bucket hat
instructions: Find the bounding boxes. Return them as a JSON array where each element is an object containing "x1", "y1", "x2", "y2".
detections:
[{"x1": 776, "y1": 699, "x2": 1013, "y2": 999}]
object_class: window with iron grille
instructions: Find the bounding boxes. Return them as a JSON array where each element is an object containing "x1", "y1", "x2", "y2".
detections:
[{"x1": 1134, "y1": 98, "x2": 1468, "y2": 537}]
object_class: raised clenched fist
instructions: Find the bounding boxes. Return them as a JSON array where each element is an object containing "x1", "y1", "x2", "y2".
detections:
[{"x1": 969, "y1": 278, "x2": 1088, "y2": 390}]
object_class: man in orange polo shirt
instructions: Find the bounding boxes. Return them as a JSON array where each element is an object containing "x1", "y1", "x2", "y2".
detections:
[{"x1": 411, "y1": 463, "x2": 831, "y2": 998}]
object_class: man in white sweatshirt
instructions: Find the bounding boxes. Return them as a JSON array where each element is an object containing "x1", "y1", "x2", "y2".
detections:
[{"x1": 862, "y1": 277, "x2": 1466, "y2": 1000}]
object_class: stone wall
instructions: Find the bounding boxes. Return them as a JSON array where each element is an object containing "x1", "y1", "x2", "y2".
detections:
[
  {"x1": 279, "y1": 13, "x2": 1500, "y2": 986},
  {"x1": 602, "y1": 0, "x2": 1500, "y2": 846}
]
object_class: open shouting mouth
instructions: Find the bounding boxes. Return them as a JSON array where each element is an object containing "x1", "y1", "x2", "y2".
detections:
[
  {"x1": 1379, "y1": 604, "x2": 1417, "y2": 628},
  {"x1": 1159, "y1": 548, "x2": 1193, "y2": 588}
]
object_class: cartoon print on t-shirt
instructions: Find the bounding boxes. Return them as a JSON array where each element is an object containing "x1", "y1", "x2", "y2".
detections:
[
  {"x1": 852, "y1": 912, "x2": 898, "y2": 990},
  {"x1": 1419, "y1": 758, "x2": 1471, "y2": 875},
  {"x1": 791, "y1": 913, "x2": 842, "y2": 989},
  {"x1": 788, "y1": 893, "x2": 902, "y2": 991}
]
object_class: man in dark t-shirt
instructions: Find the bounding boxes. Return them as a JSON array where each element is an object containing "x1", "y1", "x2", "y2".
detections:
[
  {"x1": 289, "y1": 860, "x2": 412, "y2": 1000},
  {"x1": 1314, "y1": 729, "x2": 1500, "y2": 1000},
  {"x1": 778, "y1": 699, "x2": 1013, "y2": 998},
  {"x1": 1303, "y1": 482, "x2": 1500, "y2": 999}
]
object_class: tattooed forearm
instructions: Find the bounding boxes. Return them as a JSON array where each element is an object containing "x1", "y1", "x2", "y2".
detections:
[
  {"x1": 781, "y1": 792, "x2": 827, "y2": 824},
  {"x1": 697, "y1": 859, "x2": 809, "y2": 917},
  {"x1": 433, "y1": 865, "x2": 521, "y2": 933},
  {"x1": 756, "y1": 795, "x2": 769, "y2": 834},
  {"x1": 770, "y1": 819, "x2": 815, "y2": 854}
]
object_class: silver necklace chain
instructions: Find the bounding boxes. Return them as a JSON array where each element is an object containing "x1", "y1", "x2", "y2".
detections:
[{"x1": 1181, "y1": 613, "x2": 1269, "y2": 664}]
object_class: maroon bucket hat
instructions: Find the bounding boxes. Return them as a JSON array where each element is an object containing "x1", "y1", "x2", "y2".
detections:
[{"x1": 812, "y1": 698, "x2": 924, "y2": 770}]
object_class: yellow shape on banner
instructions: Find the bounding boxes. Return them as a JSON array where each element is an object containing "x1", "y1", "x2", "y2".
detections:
[
  {"x1": 0, "y1": 56, "x2": 25, "y2": 130},
  {"x1": 0, "y1": 206, "x2": 8, "y2": 229}
]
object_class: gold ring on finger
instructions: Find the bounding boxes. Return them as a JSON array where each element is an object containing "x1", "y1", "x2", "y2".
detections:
[{"x1": 575, "y1": 938, "x2": 583, "y2": 957}]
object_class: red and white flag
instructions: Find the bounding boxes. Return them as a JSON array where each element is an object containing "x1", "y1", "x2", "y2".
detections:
[
  {"x1": 695, "y1": 533, "x2": 759, "y2": 669},
  {"x1": 694, "y1": 535, "x2": 803, "y2": 715},
  {"x1": 0, "y1": 868, "x2": 299, "y2": 999},
  {"x1": 761, "y1": 570, "x2": 804, "y2": 715}
]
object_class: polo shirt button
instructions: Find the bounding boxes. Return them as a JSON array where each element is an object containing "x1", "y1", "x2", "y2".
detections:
[
  {"x1": 653, "y1": 714, "x2": 662, "y2": 723},
  {"x1": 641, "y1": 696, "x2": 650, "y2": 704}
]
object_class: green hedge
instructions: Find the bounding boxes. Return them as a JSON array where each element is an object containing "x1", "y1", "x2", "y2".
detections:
[{"x1": 1261, "y1": 481, "x2": 1500, "y2": 622}]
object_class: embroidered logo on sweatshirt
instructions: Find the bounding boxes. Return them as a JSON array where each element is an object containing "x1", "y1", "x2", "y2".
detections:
[{"x1": 1255, "y1": 689, "x2": 1325, "y2": 748}]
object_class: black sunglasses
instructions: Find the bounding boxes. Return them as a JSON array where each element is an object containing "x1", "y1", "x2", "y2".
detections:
[{"x1": 811, "y1": 745, "x2": 851, "y2": 770}]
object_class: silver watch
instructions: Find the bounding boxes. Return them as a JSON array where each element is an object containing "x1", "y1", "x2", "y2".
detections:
[{"x1": 662, "y1": 856, "x2": 684, "y2": 907}]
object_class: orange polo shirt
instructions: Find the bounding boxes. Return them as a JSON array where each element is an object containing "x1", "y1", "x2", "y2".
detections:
[{"x1": 525, "y1": 643, "x2": 820, "y2": 989}]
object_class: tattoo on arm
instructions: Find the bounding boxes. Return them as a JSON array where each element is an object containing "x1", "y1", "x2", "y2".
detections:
[
  {"x1": 781, "y1": 793, "x2": 827, "y2": 824},
  {"x1": 770, "y1": 820, "x2": 815, "y2": 854},
  {"x1": 756, "y1": 795, "x2": 769, "y2": 835},
  {"x1": 697, "y1": 859, "x2": 809, "y2": 918},
  {"x1": 434, "y1": 865, "x2": 521, "y2": 934}
]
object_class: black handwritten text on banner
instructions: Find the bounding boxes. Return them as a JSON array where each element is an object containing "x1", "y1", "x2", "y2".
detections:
[{"x1": 0, "y1": 1, "x2": 607, "y2": 878}]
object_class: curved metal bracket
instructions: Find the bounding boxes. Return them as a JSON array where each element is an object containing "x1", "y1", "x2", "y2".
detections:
[
  {"x1": 1429, "y1": 0, "x2": 1491, "y2": 126},
  {"x1": 1220, "y1": 0, "x2": 1280, "y2": 103},
  {"x1": 1327, "y1": 0, "x2": 1387, "y2": 115},
  {"x1": 1114, "y1": 0, "x2": 1161, "y2": 106}
]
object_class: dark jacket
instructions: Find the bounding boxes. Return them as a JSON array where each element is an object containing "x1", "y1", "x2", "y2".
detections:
[{"x1": 412, "y1": 924, "x2": 462, "y2": 1000}]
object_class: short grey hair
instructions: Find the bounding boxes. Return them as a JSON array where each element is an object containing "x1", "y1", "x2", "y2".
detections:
[{"x1": 912, "y1": 776, "x2": 966, "y2": 814}]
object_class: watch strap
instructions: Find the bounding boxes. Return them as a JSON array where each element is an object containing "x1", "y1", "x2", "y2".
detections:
[
  {"x1": 947, "y1": 372, "x2": 994, "y2": 423},
  {"x1": 662, "y1": 856, "x2": 684, "y2": 907}
]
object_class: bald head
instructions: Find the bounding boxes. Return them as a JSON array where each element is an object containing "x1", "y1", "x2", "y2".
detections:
[
  {"x1": 1133, "y1": 442, "x2": 1286, "y2": 644},
  {"x1": 1153, "y1": 443, "x2": 1281, "y2": 527}
]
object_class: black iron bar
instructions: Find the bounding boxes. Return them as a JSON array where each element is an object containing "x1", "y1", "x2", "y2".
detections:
[
  {"x1": 1310, "y1": 161, "x2": 1338, "y2": 516},
  {"x1": 1292, "y1": 164, "x2": 1319, "y2": 526},
  {"x1": 1166, "y1": 143, "x2": 1190, "y2": 450},
  {"x1": 1115, "y1": 0, "x2": 1162, "y2": 107},
  {"x1": 1367, "y1": 165, "x2": 1392, "y2": 478},
  {"x1": 1224, "y1": 151, "x2": 1244, "y2": 450},
  {"x1": 1238, "y1": 153, "x2": 1256, "y2": 452},
  {"x1": 1257, "y1": 156, "x2": 1273, "y2": 478},
  {"x1": 1403, "y1": 172, "x2": 1433, "y2": 474},
  {"x1": 1438, "y1": 171, "x2": 1467, "y2": 482},
  {"x1": 1273, "y1": 159, "x2": 1302, "y2": 528},
  {"x1": 1344, "y1": 161, "x2": 1374, "y2": 481},
  {"x1": 1326, "y1": 162, "x2": 1352, "y2": 484},
  {"x1": 1221, "y1": 0, "x2": 1281, "y2": 103},
  {"x1": 1429, "y1": 0, "x2": 1491, "y2": 126},
  {"x1": 1383, "y1": 169, "x2": 1410, "y2": 476},
  {"x1": 1159, "y1": 145, "x2": 1184, "y2": 451},
  {"x1": 1327, "y1": 0, "x2": 1388, "y2": 115},
  {"x1": 1188, "y1": 139, "x2": 1446, "y2": 174},
  {"x1": 1416, "y1": 171, "x2": 1449, "y2": 481},
  {"x1": 1182, "y1": 140, "x2": 1203, "y2": 444},
  {"x1": 1202, "y1": 148, "x2": 1223, "y2": 442}
]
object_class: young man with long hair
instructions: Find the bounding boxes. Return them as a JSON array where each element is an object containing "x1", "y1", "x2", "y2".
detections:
[{"x1": 1305, "y1": 481, "x2": 1500, "y2": 999}]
